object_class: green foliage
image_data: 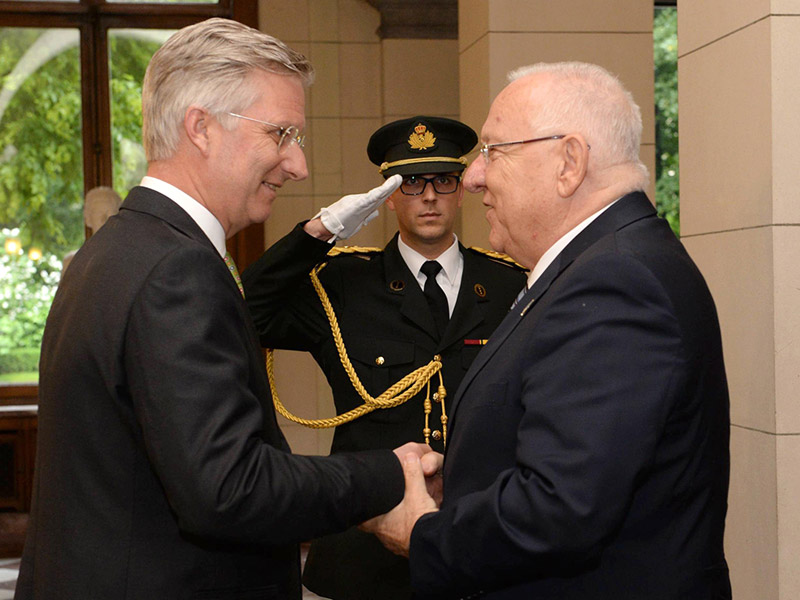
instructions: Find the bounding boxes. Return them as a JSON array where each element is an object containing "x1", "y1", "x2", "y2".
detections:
[
  {"x1": 0, "y1": 371, "x2": 39, "y2": 383},
  {"x1": 0, "y1": 228, "x2": 61, "y2": 371},
  {"x1": 0, "y1": 29, "x2": 157, "y2": 257},
  {"x1": 109, "y1": 35, "x2": 161, "y2": 192},
  {"x1": 0, "y1": 348, "x2": 41, "y2": 375},
  {"x1": 0, "y1": 29, "x2": 84, "y2": 257},
  {"x1": 0, "y1": 28, "x2": 159, "y2": 379},
  {"x1": 654, "y1": 7, "x2": 679, "y2": 236}
]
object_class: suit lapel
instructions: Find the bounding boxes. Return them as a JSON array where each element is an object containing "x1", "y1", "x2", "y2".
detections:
[
  {"x1": 121, "y1": 187, "x2": 247, "y2": 304},
  {"x1": 447, "y1": 192, "x2": 657, "y2": 422},
  {"x1": 445, "y1": 293, "x2": 531, "y2": 421},
  {"x1": 124, "y1": 188, "x2": 284, "y2": 437}
]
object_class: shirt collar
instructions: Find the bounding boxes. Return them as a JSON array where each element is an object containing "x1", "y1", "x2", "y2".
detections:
[
  {"x1": 140, "y1": 176, "x2": 227, "y2": 258},
  {"x1": 527, "y1": 199, "x2": 619, "y2": 289},
  {"x1": 397, "y1": 234, "x2": 460, "y2": 285}
]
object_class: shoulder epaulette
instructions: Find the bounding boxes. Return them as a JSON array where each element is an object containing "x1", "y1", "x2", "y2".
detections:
[
  {"x1": 468, "y1": 246, "x2": 528, "y2": 271},
  {"x1": 325, "y1": 245, "x2": 383, "y2": 259}
]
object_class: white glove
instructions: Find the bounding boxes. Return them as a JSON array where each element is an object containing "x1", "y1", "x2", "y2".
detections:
[{"x1": 317, "y1": 174, "x2": 402, "y2": 240}]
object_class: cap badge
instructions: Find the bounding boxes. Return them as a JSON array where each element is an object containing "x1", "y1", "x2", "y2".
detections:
[{"x1": 408, "y1": 123, "x2": 436, "y2": 151}]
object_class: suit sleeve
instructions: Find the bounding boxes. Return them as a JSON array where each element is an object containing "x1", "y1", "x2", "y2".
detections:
[
  {"x1": 241, "y1": 222, "x2": 333, "y2": 351},
  {"x1": 125, "y1": 243, "x2": 403, "y2": 546},
  {"x1": 409, "y1": 253, "x2": 685, "y2": 595}
]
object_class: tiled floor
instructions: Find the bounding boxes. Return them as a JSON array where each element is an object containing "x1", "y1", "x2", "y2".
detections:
[
  {"x1": 0, "y1": 557, "x2": 327, "y2": 599},
  {"x1": 0, "y1": 559, "x2": 19, "y2": 600}
]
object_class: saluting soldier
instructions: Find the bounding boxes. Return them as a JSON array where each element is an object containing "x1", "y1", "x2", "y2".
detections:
[{"x1": 242, "y1": 116, "x2": 527, "y2": 600}]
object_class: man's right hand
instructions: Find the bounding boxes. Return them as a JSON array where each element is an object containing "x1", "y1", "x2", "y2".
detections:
[
  {"x1": 393, "y1": 442, "x2": 444, "y2": 506},
  {"x1": 314, "y1": 174, "x2": 402, "y2": 240}
]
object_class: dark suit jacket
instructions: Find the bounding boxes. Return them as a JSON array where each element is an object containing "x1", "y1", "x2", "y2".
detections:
[
  {"x1": 242, "y1": 225, "x2": 526, "y2": 600},
  {"x1": 15, "y1": 187, "x2": 403, "y2": 600},
  {"x1": 408, "y1": 192, "x2": 732, "y2": 600}
]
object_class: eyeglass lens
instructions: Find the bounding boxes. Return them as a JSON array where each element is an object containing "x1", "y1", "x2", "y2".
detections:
[
  {"x1": 400, "y1": 175, "x2": 460, "y2": 195},
  {"x1": 277, "y1": 126, "x2": 305, "y2": 152},
  {"x1": 227, "y1": 113, "x2": 305, "y2": 153}
]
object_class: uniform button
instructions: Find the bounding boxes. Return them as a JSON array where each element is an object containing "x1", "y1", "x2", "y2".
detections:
[
  {"x1": 433, "y1": 354, "x2": 442, "y2": 362},
  {"x1": 375, "y1": 356, "x2": 385, "y2": 365},
  {"x1": 431, "y1": 430, "x2": 442, "y2": 441}
]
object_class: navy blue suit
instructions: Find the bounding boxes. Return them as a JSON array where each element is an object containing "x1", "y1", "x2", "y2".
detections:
[{"x1": 409, "y1": 192, "x2": 732, "y2": 599}]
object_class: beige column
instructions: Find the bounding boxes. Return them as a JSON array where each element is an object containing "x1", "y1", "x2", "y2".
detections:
[
  {"x1": 457, "y1": 0, "x2": 655, "y2": 248},
  {"x1": 678, "y1": 2, "x2": 800, "y2": 599},
  {"x1": 256, "y1": 0, "x2": 463, "y2": 454}
]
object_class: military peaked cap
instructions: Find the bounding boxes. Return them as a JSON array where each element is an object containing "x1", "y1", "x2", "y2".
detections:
[{"x1": 367, "y1": 115, "x2": 478, "y2": 178}]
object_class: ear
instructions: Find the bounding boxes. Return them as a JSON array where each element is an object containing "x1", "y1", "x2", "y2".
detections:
[
  {"x1": 456, "y1": 180, "x2": 465, "y2": 208},
  {"x1": 184, "y1": 106, "x2": 212, "y2": 156},
  {"x1": 386, "y1": 189, "x2": 399, "y2": 212},
  {"x1": 556, "y1": 134, "x2": 589, "y2": 198}
]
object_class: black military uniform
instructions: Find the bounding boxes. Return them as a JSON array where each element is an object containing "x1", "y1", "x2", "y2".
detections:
[{"x1": 242, "y1": 116, "x2": 527, "y2": 600}]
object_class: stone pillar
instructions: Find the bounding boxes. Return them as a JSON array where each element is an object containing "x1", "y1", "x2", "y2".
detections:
[
  {"x1": 678, "y1": 2, "x2": 800, "y2": 599},
  {"x1": 457, "y1": 0, "x2": 655, "y2": 248},
  {"x1": 256, "y1": 0, "x2": 463, "y2": 455}
]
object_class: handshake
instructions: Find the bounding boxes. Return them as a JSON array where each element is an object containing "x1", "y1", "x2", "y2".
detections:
[{"x1": 361, "y1": 441, "x2": 443, "y2": 558}]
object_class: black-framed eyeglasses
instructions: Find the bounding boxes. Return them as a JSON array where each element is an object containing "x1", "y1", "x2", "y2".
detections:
[
  {"x1": 400, "y1": 174, "x2": 461, "y2": 195},
  {"x1": 226, "y1": 112, "x2": 306, "y2": 152},
  {"x1": 479, "y1": 135, "x2": 566, "y2": 163}
]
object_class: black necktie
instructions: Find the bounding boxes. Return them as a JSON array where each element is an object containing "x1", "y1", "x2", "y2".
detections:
[{"x1": 420, "y1": 260, "x2": 449, "y2": 338}]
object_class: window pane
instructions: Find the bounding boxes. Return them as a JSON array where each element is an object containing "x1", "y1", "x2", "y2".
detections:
[
  {"x1": 0, "y1": 27, "x2": 83, "y2": 386},
  {"x1": 108, "y1": 29, "x2": 175, "y2": 194},
  {"x1": 654, "y1": 7, "x2": 679, "y2": 235}
]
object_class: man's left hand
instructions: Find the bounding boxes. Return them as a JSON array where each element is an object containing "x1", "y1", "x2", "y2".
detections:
[{"x1": 360, "y1": 452, "x2": 438, "y2": 557}]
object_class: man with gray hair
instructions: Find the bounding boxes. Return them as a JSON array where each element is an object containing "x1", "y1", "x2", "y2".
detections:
[
  {"x1": 16, "y1": 17, "x2": 435, "y2": 600},
  {"x1": 364, "y1": 62, "x2": 732, "y2": 599}
]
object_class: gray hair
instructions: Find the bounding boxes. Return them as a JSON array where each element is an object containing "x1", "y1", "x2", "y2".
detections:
[
  {"x1": 142, "y1": 18, "x2": 314, "y2": 161},
  {"x1": 508, "y1": 62, "x2": 649, "y2": 187}
]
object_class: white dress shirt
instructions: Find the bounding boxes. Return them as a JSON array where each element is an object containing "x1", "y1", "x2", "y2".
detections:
[
  {"x1": 397, "y1": 234, "x2": 463, "y2": 317},
  {"x1": 140, "y1": 176, "x2": 227, "y2": 259},
  {"x1": 527, "y1": 199, "x2": 619, "y2": 290}
]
